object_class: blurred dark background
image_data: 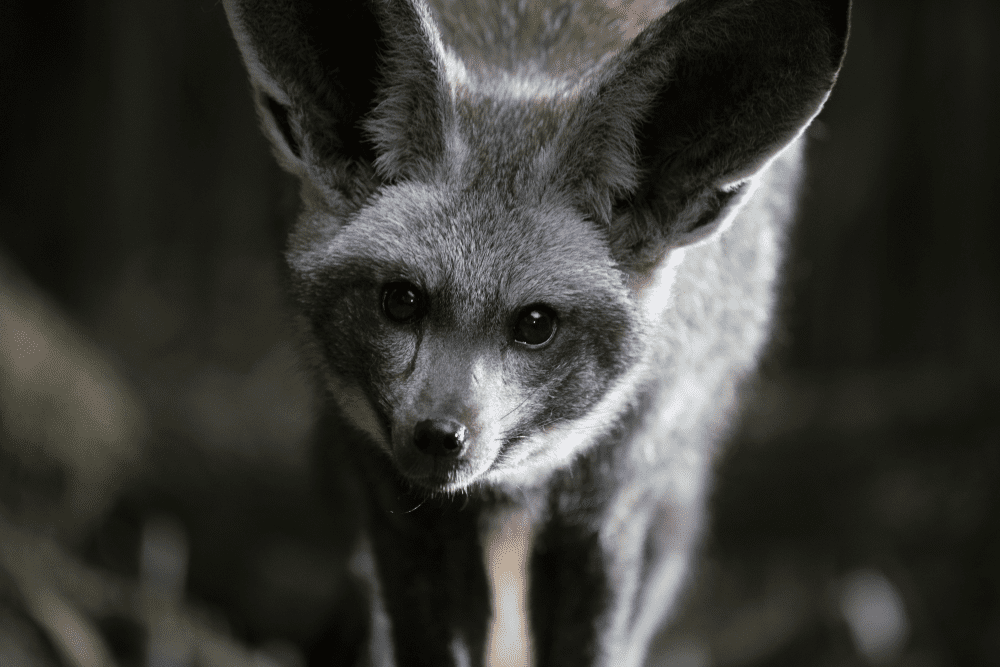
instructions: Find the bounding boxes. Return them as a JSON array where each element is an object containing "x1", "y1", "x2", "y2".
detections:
[{"x1": 0, "y1": 1, "x2": 997, "y2": 666}]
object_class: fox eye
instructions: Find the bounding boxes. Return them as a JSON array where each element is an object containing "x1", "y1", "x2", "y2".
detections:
[
  {"x1": 513, "y1": 305, "x2": 557, "y2": 348},
  {"x1": 382, "y1": 281, "x2": 425, "y2": 322}
]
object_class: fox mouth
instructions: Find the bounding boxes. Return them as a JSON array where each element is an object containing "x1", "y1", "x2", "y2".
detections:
[{"x1": 394, "y1": 454, "x2": 481, "y2": 492}]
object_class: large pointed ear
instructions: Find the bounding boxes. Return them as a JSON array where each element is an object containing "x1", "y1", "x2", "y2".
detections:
[
  {"x1": 222, "y1": 0, "x2": 454, "y2": 195},
  {"x1": 554, "y1": 0, "x2": 850, "y2": 271}
]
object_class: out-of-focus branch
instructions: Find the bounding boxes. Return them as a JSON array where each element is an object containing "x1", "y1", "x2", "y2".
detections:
[
  {"x1": 0, "y1": 249, "x2": 146, "y2": 538},
  {"x1": 0, "y1": 252, "x2": 303, "y2": 667},
  {"x1": 0, "y1": 513, "x2": 300, "y2": 667}
]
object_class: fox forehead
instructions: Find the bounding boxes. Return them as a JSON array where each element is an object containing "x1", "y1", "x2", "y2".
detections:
[{"x1": 291, "y1": 179, "x2": 629, "y2": 312}]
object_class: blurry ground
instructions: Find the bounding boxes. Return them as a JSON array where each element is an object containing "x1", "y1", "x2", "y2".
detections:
[{"x1": 1, "y1": 1, "x2": 998, "y2": 666}]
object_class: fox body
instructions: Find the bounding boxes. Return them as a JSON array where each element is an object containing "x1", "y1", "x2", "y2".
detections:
[{"x1": 223, "y1": 0, "x2": 849, "y2": 665}]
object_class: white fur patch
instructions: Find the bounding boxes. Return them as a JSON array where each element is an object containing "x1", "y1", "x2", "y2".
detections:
[
  {"x1": 451, "y1": 636, "x2": 473, "y2": 667},
  {"x1": 636, "y1": 246, "x2": 688, "y2": 323},
  {"x1": 441, "y1": 42, "x2": 578, "y2": 103},
  {"x1": 484, "y1": 506, "x2": 535, "y2": 667}
]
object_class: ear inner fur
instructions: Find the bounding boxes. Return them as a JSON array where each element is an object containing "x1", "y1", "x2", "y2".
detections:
[
  {"x1": 544, "y1": 0, "x2": 850, "y2": 269},
  {"x1": 224, "y1": 0, "x2": 457, "y2": 187},
  {"x1": 263, "y1": 93, "x2": 301, "y2": 160}
]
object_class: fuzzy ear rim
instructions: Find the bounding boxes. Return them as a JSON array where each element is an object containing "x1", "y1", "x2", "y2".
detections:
[
  {"x1": 360, "y1": 0, "x2": 456, "y2": 183},
  {"x1": 713, "y1": 87, "x2": 834, "y2": 192},
  {"x1": 222, "y1": 0, "x2": 286, "y2": 102},
  {"x1": 607, "y1": 82, "x2": 832, "y2": 274},
  {"x1": 223, "y1": 0, "x2": 312, "y2": 176},
  {"x1": 224, "y1": 0, "x2": 454, "y2": 186},
  {"x1": 674, "y1": 85, "x2": 835, "y2": 250},
  {"x1": 254, "y1": 89, "x2": 311, "y2": 175},
  {"x1": 602, "y1": 0, "x2": 851, "y2": 267}
]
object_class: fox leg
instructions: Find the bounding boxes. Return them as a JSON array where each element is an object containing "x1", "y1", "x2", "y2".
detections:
[
  {"x1": 355, "y1": 459, "x2": 492, "y2": 667},
  {"x1": 530, "y1": 497, "x2": 701, "y2": 667}
]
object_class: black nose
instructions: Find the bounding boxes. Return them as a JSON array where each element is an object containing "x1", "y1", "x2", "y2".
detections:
[{"x1": 413, "y1": 419, "x2": 468, "y2": 457}]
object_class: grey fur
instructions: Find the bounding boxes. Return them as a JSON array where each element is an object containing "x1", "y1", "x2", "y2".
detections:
[{"x1": 222, "y1": 0, "x2": 849, "y2": 665}]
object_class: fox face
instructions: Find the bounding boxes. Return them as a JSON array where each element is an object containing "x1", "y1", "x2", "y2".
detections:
[
  {"x1": 225, "y1": 0, "x2": 849, "y2": 495},
  {"x1": 289, "y1": 160, "x2": 642, "y2": 492}
]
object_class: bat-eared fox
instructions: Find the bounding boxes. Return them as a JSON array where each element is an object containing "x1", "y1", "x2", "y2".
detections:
[{"x1": 223, "y1": 0, "x2": 849, "y2": 664}]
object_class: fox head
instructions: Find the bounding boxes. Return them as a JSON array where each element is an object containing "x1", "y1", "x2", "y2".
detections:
[{"x1": 224, "y1": 0, "x2": 849, "y2": 493}]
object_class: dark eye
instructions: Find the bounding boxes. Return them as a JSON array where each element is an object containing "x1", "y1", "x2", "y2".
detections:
[
  {"x1": 513, "y1": 304, "x2": 557, "y2": 347},
  {"x1": 382, "y1": 281, "x2": 425, "y2": 322}
]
